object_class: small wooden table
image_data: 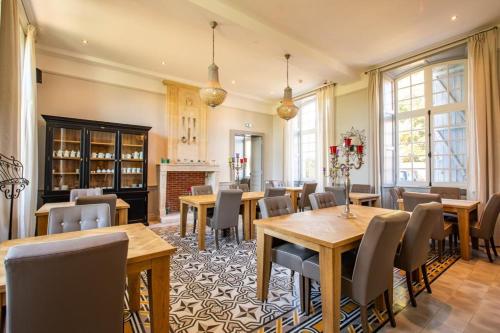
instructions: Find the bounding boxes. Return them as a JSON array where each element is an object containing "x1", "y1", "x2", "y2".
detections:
[
  {"x1": 285, "y1": 187, "x2": 302, "y2": 212},
  {"x1": 398, "y1": 197, "x2": 480, "y2": 260},
  {"x1": 179, "y1": 191, "x2": 265, "y2": 250},
  {"x1": 35, "y1": 198, "x2": 130, "y2": 236},
  {"x1": 350, "y1": 192, "x2": 380, "y2": 206},
  {"x1": 254, "y1": 205, "x2": 396, "y2": 333},
  {"x1": 0, "y1": 224, "x2": 176, "y2": 333}
]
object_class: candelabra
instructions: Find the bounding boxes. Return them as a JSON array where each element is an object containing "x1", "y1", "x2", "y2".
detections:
[
  {"x1": 228, "y1": 154, "x2": 247, "y2": 186},
  {"x1": 329, "y1": 129, "x2": 365, "y2": 218}
]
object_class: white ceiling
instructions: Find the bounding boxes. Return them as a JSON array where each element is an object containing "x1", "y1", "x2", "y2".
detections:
[{"x1": 27, "y1": 0, "x2": 500, "y2": 101}]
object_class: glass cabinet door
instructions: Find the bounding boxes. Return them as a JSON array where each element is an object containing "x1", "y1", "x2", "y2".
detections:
[
  {"x1": 51, "y1": 127, "x2": 82, "y2": 191},
  {"x1": 89, "y1": 130, "x2": 116, "y2": 190},
  {"x1": 120, "y1": 133, "x2": 145, "y2": 189}
]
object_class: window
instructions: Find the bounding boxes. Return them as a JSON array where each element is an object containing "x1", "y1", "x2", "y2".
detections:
[
  {"x1": 392, "y1": 60, "x2": 467, "y2": 186},
  {"x1": 291, "y1": 96, "x2": 318, "y2": 183}
]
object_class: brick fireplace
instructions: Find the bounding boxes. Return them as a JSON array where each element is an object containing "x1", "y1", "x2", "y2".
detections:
[{"x1": 166, "y1": 171, "x2": 206, "y2": 212}]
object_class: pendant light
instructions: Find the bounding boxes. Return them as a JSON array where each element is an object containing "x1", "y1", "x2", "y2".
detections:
[
  {"x1": 200, "y1": 21, "x2": 227, "y2": 108},
  {"x1": 276, "y1": 54, "x2": 299, "y2": 120}
]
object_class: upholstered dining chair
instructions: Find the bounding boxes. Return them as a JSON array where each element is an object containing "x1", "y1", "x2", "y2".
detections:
[
  {"x1": 302, "y1": 211, "x2": 410, "y2": 331},
  {"x1": 389, "y1": 187, "x2": 404, "y2": 209},
  {"x1": 402, "y1": 192, "x2": 454, "y2": 260},
  {"x1": 191, "y1": 185, "x2": 214, "y2": 234},
  {"x1": 395, "y1": 202, "x2": 444, "y2": 307},
  {"x1": 206, "y1": 190, "x2": 243, "y2": 250},
  {"x1": 430, "y1": 186, "x2": 462, "y2": 222},
  {"x1": 309, "y1": 192, "x2": 337, "y2": 210},
  {"x1": 325, "y1": 186, "x2": 346, "y2": 205},
  {"x1": 271, "y1": 180, "x2": 286, "y2": 188},
  {"x1": 298, "y1": 183, "x2": 317, "y2": 211},
  {"x1": 230, "y1": 183, "x2": 250, "y2": 192},
  {"x1": 5, "y1": 232, "x2": 129, "y2": 333},
  {"x1": 75, "y1": 194, "x2": 117, "y2": 226},
  {"x1": 470, "y1": 193, "x2": 500, "y2": 262},
  {"x1": 351, "y1": 184, "x2": 373, "y2": 193},
  {"x1": 258, "y1": 196, "x2": 316, "y2": 312},
  {"x1": 48, "y1": 204, "x2": 111, "y2": 234},
  {"x1": 264, "y1": 187, "x2": 286, "y2": 197},
  {"x1": 69, "y1": 188, "x2": 103, "y2": 202}
]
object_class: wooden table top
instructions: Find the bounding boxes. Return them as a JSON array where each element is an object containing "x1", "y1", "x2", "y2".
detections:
[
  {"x1": 349, "y1": 192, "x2": 380, "y2": 200},
  {"x1": 179, "y1": 191, "x2": 265, "y2": 205},
  {"x1": 0, "y1": 224, "x2": 176, "y2": 293},
  {"x1": 254, "y1": 205, "x2": 400, "y2": 249},
  {"x1": 35, "y1": 198, "x2": 130, "y2": 216},
  {"x1": 397, "y1": 197, "x2": 480, "y2": 209},
  {"x1": 285, "y1": 187, "x2": 303, "y2": 192}
]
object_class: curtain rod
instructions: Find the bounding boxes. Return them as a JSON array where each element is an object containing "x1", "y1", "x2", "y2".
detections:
[
  {"x1": 364, "y1": 25, "x2": 498, "y2": 74},
  {"x1": 293, "y1": 81, "x2": 337, "y2": 100}
]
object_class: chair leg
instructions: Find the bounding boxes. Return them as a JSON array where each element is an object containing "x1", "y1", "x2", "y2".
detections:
[
  {"x1": 437, "y1": 240, "x2": 444, "y2": 261},
  {"x1": 234, "y1": 225, "x2": 240, "y2": 245},
  {"x1": 421, "y1": 264, "x2": 432, "y2": 294},
  {"x1": 290, "y1": 270, "x2": 295, "y2": 284},
  {"x1": 215, "y1": 230, "x2": 220, "y2": 250},
  {"x1": 484, "y1": 239, "x2": 493, "y2": 263},
  {"x1": 360, "y1": 305, "x2": 370, "y2": 333},
  {"x1": 471, "y1": 236, "x2": 479, "y2": 250},
  {"x1": 384, "y1": 289, "x2": 396, "y2": 327},
  {"x1": 193, "y1": 214, "x2": 197, "y2": 234},
  {"x1": 304, "y1": 277, "x2": 311, "y2": 315},
  {"x1": 299, "y1": 274, "x2": 305, "y2": 313},
  {"x1": 405, "y1": 271, "x2": 417, "y2": 307},
  {"x1": 490, "y1": 237, "x2": 498, "y2": 257},
  {"x1": 449, "y1": 234, "x2": 454, "y2": 253}
]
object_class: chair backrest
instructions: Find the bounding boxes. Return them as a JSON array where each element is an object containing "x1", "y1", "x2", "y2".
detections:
[
  {"x1": 229, "y1": 183, "x2": 250, "y2": 192},
  {"x1": 477, "y1": 193, "x2": 500, "y2": 239},
  {"x1": 402, "y1": 192, "x2": 442, "y2": 212},
  {"x1": 264, "y1": 187, "x2": 286, "y2": 197},
  {"x1": 325, "y1": 186, "x2": 346, "y2": 205},
  {"x1": 351, "y1": 184, "x2": 373, "y2": 193},
  {"x1": 351, "y1": 211, "x2": 409, "y2": 305},
  {"x1": 211, "y1": 190, "x2": 243, "y2": 230},
  {"x1": 5, "y1": 232, "x2": 129, "y2": 333},
  {"x1": 389, "y1": 187, "x2": 402, "y2": 209},
  {"x1": 240, "y1": 178, "x2": 251, "y2": 186},
  {"x1": 299, "y1": 183, "x2": 318, "y2": 209},
  {"x1": 191, "y1": 185, "x2": 213, "y2": 195},
  {"x1": 271, "y1": 180, "x2": 285, "y2": 188},
  {"x1": 48, "y1": 204, "x2": 111, "y2": 234},
  {"x1": 396, "y1": 202, "x2": 443, "y2": 272},
  {"x1": 75, "y1": 194, "x2": 117, "y2": 226},
  {"x1": 69, "y1": 188, "x2": 103, "y2": 202},
  {"x1": 309, "y1": 192, "x2": 337, "y2": 210},
  {"x1": 430, "y1": 186, "x2": 461, "y2": 199},
  {"x1": 258, "y1": 196, "x2": 294, "y2": 218}
]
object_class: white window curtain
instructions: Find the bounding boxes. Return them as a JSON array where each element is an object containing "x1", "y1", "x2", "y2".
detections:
[
  {"x1": 316, "y1": 84, "x2": 336, "y2": 190},
  {"x1": 18, "y1": 24, "x2": 37, "y2": 238},
  {"x1": 368, "y1": 70, "x2": 381, "y2": 194},
  {"x1": 282, "y1": 119, "x2": 294, "y2": 186}
]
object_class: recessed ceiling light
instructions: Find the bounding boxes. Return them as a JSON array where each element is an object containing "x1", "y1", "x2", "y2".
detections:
[
  {"x1": 451, "y1": 15, "x2": 457, "y2": 21},
  {"x1": 161, "y1": 60, "x2": 166, "y2": 65},
  {"x1": 231, "y1": 80, "x2": 236, "y2": 84},
  {"x1": 81, "y1": 39, "x2": 88, "y2": 45}
]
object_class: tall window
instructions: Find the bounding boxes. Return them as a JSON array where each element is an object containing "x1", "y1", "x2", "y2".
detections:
[
  {"x1": 291, "y1": 96, "x2": 317, "y2": 183},
  {"x1": 394, "y1": 60, "x2": 467, "y2": 186}
]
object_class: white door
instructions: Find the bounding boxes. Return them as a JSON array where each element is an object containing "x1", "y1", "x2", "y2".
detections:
[{"x1": 250, "y1": 136, "x2": 263, "y2": 191}]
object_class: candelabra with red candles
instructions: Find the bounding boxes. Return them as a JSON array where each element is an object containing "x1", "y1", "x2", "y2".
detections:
[
  {"x1": 329, "y1": 130, "x2": 365, "y2": 218},
  {"x1": 228, "y1": 153, "x2": 247, "y2": 185}
]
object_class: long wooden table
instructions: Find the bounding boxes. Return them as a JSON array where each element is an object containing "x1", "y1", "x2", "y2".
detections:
[
  {"x1": 254, "y1": 205, "x2": 396, "y2": 333},
  {"x1": 0, "y1": 224, "x2": 176, "y2": 333},
  {"x1": 179, "y1": 191, "x2": 264, "y2": 250},
  {"x1": 398, "y1": 197, "x2": 480, "y2": 260},
  {"x1": 285, "y1": 187, "x2": 302, "y2": 212},
  {"x1": 35, "y1": 198, "x2": 130, "y2": 235}
]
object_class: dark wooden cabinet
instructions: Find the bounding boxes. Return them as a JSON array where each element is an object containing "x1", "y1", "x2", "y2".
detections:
[{"x1": 42, "y1": 115, "x2": 151, "y2": 224}]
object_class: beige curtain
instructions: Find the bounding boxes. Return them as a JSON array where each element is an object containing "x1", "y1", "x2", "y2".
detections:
[
  {"x1": 282, "y1": 118, "x2": 294, "y2": 186},
  {"x1": 368, "y1": 70, "x2": 381, "y2": 194},
  {"x1": 0, "y1": 0, "x2": 21, "y2": 241},
  {"x1": 316, "y1": 84, "x2": 336, "y2": 190}
]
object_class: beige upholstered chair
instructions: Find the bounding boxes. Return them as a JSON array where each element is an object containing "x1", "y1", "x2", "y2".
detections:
[
  {"x1": 325, "y1": 186, "x2": 346, "y2": 205},
  {"x1": 5, "y1": 232, "x2": 129, "y2": 333},
  {"x1": 206, "y1": 190, "x2": 243, "y2": 250},
  {"x1": 470, "y1": 193, "x2": 500, "y2": 262},
  {"x1": 309, "y1": 192, "x2": 337, "y2": 210},
  {"x1": 229, "y1": 183, "x2": 250, "y2": 192},
  {"x1": 264, "y1": 187, "x2": 286, "y2": 197},
  {"x1": 191, "y1": 185, "x2": 214, "y2": 233},
  {"x1": 298, "y1": 183, "x2": 317, "y2": 211},
  {"x1": 69, "y1": 188, "x2": 103, "y2": 202},
  {"x1": 302, "y1": 211, "x2": 410, "y2": 331},
  {"x1": 351, "y1": 184, "x2": 373, "y2": 193},
  {"x1": 48, "y1": 204, "x2": 111, "y2": 234},
  {"x1": 271, "y1": 180, "x2": 286, "y2": 188},
  {"x1": 389, "y1": 187, "x2": 405, "y2": 209},
  {"x1": 75, "y1": 194, "x2": 117, "y2": 226},
  {"x1": 430, "y1": 186, "x2": 461, "y2": 199}
]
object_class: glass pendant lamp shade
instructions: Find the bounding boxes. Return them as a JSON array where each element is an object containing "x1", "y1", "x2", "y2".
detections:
[
  {"x1": 200, "y1": 21, "x2": 227, "y2": 108},
  {"x1": 277, "y1": 54, "x2": 298, "y2": 120}
]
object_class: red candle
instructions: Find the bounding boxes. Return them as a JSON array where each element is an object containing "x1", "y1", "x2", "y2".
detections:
[
  {"x1": 344, "y1": 137, "x2": 352, "y2": 147},
  {"x1": 329, "y1": 145, "x2": 337, "y2": 155},
  {"x1": 244, "y1": 157, "x2": 248, "y2": 163},
  {"x1": 240, "y1": 158, "x2": 244, "y2": 164},
  {"x1": 357, "y1": 144, "x2": 364, "y2": 154}
]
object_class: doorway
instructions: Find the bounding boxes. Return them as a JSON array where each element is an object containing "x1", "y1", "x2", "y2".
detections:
[{"x1": 230, "y1": 131, "x2": 264, "y2": 191}]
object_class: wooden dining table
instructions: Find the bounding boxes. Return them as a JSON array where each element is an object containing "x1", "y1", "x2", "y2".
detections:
[
  {"x1": 0, "y1": 223, "x2": 176, "y2": 333},
  {"x1": 398, "y1": 197, "x2": 480, "y2": 260},
  {"x1": 254, "y1": 204, "x2": 396, "y2": 333},
  {"x1": 349, "y1": 192, "x2": 380, "y2": 206},
  {"x1": 285, "y1": 187, "x2": 302, "y2": 212},
  {"x1": 35, "y1": 198, "x2": 130, "y2": 236},
  {"x1": 179, "y1": 191, "x2": 264, "y2": 250}
]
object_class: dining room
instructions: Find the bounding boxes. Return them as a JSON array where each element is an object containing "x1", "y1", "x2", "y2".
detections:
[{"x1": 1, "y1": 0, "x2": 500, "y2": 333}]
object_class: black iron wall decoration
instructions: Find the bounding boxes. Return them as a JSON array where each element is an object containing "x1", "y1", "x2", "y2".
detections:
[{"x1": 0, "y1": 154, "x2": 29, "y2": 240}]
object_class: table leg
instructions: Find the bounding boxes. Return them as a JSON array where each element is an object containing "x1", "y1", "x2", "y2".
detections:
[
  {"x1": 290, "y1": 191, "x2": 298, "y2": 212},
  {"x1": 180, "y1": 202, "x2": 188, "y2": 237},
  {"x1": 243, "y1": 200, "x2": 251, "y2": 241},
  {"x1": 398, "y1": 200, "x2": 404, "y2": 211},
  {"x1": 127, "y1": 273, "x2": 141, "y2": 312},
  {"x1": 320, "y1": 246, "x2": 341, "y2": 333},
  {"x1": 36, "y1": 215, "x2": 48, "y2": 236},
  {"x1": 458, "y1": 208, "x2": 471, "y2": 260},
  {"x1": 256, "y1": 227, "x2": 273, "y2": 301},
  {"x1": 147, "y1": 257, "x2": 170, "y2": 333},
  {"x1": 250, "y1": 199, "x2": 258, "y2": 239},
  {"x1": 118, "y1": 208, "x2": 128, "y2": 225},
  {"x1": 352, "y1": 198, "x2": 361, "y2": 206},
  {"x1": 198, "y1": 205, "x2": 207, "y2": 250}
]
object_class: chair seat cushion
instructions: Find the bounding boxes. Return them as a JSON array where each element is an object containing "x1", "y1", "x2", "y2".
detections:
[
  {"x1": 443, "y1": 212, "x2": 458, "y2": 222},
  {"x1": 470, "y1": 220, "x2": 481, "y2": 237},
  {"x1": 272, "y1": 243, "x2": 316, "y2": 273},
  {"x1": 302, "y1": 250, "x2": 357, "y2": 283},
  {"x1": 443, "y1": 221, "x2": 454, "y2": 235}
]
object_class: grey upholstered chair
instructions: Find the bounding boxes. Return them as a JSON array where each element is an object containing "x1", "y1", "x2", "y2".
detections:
[
  {"x1": 430, "y1": 186, "x2": 461, "y2": 199},
  {"x1": 206, "y1": 190, "x2": 243, "y2": 250},
  {"x1": 309, "y1": 192, "x2": 337, "y2": 210},
  {"x1": 325, "y1": 186, "x2": 346, "y2": 205},
  {"x1": 298, "y1": 183, "x2": 317, "y2": 211},
  {"x1": 76, "y1": 194, "x2": 117, "y2": 226},
  {"x1": 470, "y1": 193, "x2": 500, "y2": 262},
  {"x1": 395, "y1": 202, "x2": 444, "y2": 307},
  {"x1": 402, "y1": 192, "x2": 454, "y2": 259},
  {"x1": 258, "y1": 196, "x2": 316, "y2": 312},
  {"x1": 264, "y1": 187, "x2": 286, "y2": 197},
  {"x1": 230, "y1": 183, "x2": 250, "y2": 192},
  {"x1": 271, "y1": 180, "x2": 286, "y2": 188},
  {"x1": 302, "y1": 211, "x2": 410, "y2": 331},
  {"x1": 5, "y1": 232, "x2": 129, "y2": 333},
  {"x1": 48, "y1": 204, "x2": 111, "y2": 234},
  {"x1": 191, "y1": 185, "x2": 214, "y2": 233},
  {"x1": 69, "y1": 188, "x2": 103, "y2": 202},
  {"x1": 389, "y1": 187, "x2": 405, "y2": 209},
  {"x1": 351, "y1": 184, "x2": 373, "y2": 193}
]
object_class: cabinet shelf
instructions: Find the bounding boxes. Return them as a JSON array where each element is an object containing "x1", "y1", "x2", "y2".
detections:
[
  {"x1": 53, "y1": 172, "x2": 79, "y2": 175},
  {"x1": 90, "y1": 172, "x2": 114, "y2": 175},
  {"x1": 90, "y1": 158, "x2": 115, "y2": 161},
  {"x1": 122, "y1": 159, "x2": 143, "y2": 162},
  {"x1": 91, "y1": 142, "x2": 116, "y2": 146},
  {"x1": 53, "y1": 157, "x2": 81, "y2": 160},
  {"x1": 122, "y1": 143, "x2": 144, "y2": 148},
  {"x1": 123, "y1": 173, "x2": 143, "y2": 175},
  {"x1": 53, "y1": 139, "x2": 81, "y2": 144}
]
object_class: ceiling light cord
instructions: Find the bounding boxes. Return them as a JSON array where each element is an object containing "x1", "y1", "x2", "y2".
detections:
[
  {"x1": 212, "y1": 25, "x2": 215, "y2": 64},
  {"x1": 285, "y1": 53, "x2": 291, "y2": 87}
]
